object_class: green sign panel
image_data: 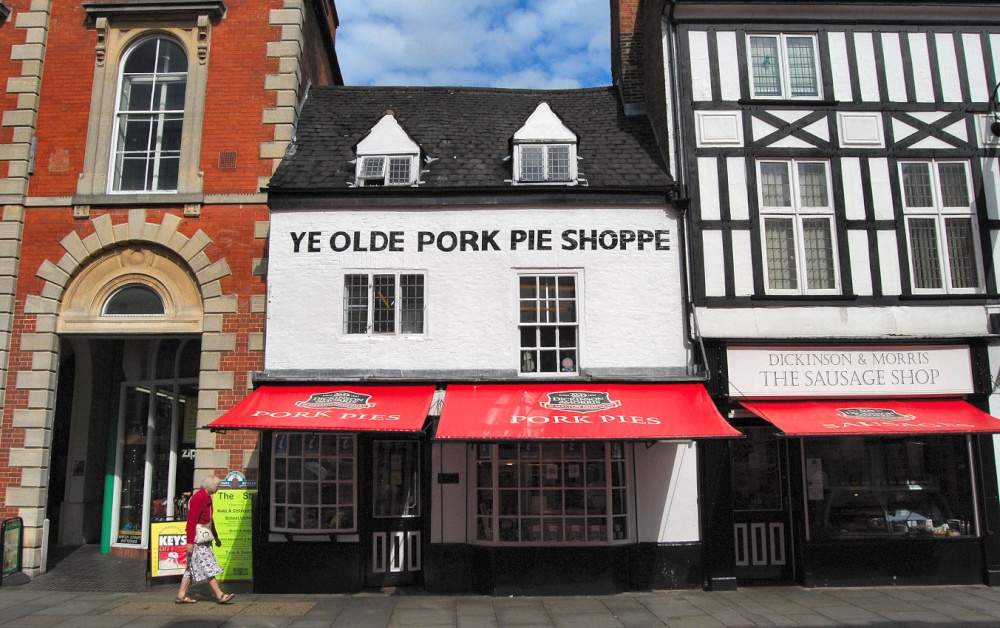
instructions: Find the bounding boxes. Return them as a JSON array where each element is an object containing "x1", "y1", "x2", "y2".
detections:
[{"x1": 213, "y1": 489, "x2": 254, "y2": 581}]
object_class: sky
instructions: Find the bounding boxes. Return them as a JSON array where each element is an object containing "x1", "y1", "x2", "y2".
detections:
[{"x1": 335, "y1": 0, "x2": 613, "y2": 89}]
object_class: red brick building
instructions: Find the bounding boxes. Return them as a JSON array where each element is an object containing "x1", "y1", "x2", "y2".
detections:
[{"x1": 0, "y1": 0, "x2": 339, "y2": 575}]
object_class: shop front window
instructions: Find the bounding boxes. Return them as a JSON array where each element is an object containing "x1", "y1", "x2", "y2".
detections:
[
  {"x1": 271, "y1": 432, "x2": 356, "y2": 533},
  {"x1": 474, "y1": 441, "x2": 629, "y2": 544},
  {"x1": 805, "y1": 436, "x2": 976, "y2": 539}
]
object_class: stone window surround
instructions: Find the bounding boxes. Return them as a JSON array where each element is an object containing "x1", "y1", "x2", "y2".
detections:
[
  {"x1": 8, "y1": 209, "x2": 237, "y2": 573},
  {"x1": 75, "y1": 2, "x2": 225, "y2": 204}
]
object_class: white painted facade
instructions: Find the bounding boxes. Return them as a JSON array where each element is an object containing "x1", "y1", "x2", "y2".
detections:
[{"x1": 266, "y1": 206, "x2": 691, "y2": 374}]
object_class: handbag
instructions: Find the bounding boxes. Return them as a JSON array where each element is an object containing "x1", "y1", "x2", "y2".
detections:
[{"x1": 194, "y1": 523, "x2": 214, "y2": 545}]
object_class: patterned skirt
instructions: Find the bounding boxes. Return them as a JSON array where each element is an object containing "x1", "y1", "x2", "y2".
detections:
[{"x1": 185, "y1": 543, "x2": 223, "y2": 582}]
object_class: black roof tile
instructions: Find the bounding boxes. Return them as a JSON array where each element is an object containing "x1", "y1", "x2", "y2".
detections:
[{"x1": 268, "y1": 85, "x2": 673, "y2": 193}]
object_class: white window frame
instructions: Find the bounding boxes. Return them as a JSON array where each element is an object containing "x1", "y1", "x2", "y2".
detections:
[
  {"x1": 343, "y1": 271, "x2": 426, "y2": 335},
  {"x1": 356, "y1": 153, "x2": 418, "y2": 187},
  {"x1": 471, "y1": 441, "x2": 631, "y2": 546},
  {"x1": 513, "y1": 143, "x2": 577, "y2": 184},
  {"x1": 756, "y1": 159, "x2": 840, "y2": 295},
  {"x1": 517, "y1": 272, "x2": 580, "y2": 375},
  {"x1": 748, "y1": 33, "x2": 822, "y2": 100},
  {"x1": 899, "y1": 160, "x2": 983, "y2": 295},
  {"x1": 271, "y1": 432, "x2": 357, "y2": 534}
]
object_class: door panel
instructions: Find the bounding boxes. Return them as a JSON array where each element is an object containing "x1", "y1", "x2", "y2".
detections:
[
  {"x1": 365, "y1": 440, "x2": 422, "y2": 587},
  {"x1": 731, "y1": 426, "x2": 793, "y2": 581}
]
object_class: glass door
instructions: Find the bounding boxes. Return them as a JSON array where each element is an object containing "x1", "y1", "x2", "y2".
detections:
[
  {"x1": 731, "y1": 426, "x2": 794, "y2": 582},
  {"x1": 111, "y1": 382, "x2": 196, "y2": 549},
  {"x1": 366, "y1": 440, "x2": 422, "y2": 587}
]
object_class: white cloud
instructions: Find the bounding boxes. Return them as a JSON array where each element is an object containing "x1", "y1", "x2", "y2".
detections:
[{"x1": 336, "y1": 0, "x2": 612, "y2": 88}]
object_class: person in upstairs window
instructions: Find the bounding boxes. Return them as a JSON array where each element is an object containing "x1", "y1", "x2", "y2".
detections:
[{"x1": 174, "y1": 474, "x2": 235, "y2": 604}]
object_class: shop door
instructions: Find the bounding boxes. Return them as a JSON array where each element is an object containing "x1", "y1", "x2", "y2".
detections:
[
  {"x1": 365, "y1": 440, "x2": 422, "y2": 587},
  {"x1": 731, "y1": 426, "x2": 793, "y2": 582}
]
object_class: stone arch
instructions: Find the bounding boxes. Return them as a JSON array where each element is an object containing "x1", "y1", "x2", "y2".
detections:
[{"x1": 12, "y1": 209, "x2": 237, "y2": 571}]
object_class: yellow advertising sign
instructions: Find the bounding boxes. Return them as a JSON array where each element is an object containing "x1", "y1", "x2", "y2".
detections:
[
  {"x1": 213, "y1": 489, "x2": 254, "y2": 581},
  {"x1": 149, "y1": 520, "x2": 188, "y2": 578}
]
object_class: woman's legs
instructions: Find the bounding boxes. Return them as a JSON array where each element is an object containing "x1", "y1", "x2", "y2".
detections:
[{"x1": 176, "y1": 575, "x2": 192, "y2": 601}]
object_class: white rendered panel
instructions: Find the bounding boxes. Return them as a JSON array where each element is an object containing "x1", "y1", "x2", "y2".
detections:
[
  {"x1": 936, "y1": 33, "x2": 963, "y2": 102},
  {"x1": 964, "y1": 34, "x2": 989, "y2": 104},
  {"x1": 731, "y1": 230, "x2": 754, "y2": 297},
  {"x1": 702, "y1": 230, "x2": 726, "y2": 297},
  {"x1": 696, "y1": 306, "x2": 987, "y2": 339},
  {"x1": 877, "y1": 230, "x2": 902, "y2": 296},
  {"x1": 869, "y1": 158, "x2": 895, "y2": 221},
  {"x1": 992, "y1": 35, "x2": 1000, "y2": 96},
  {"x1": 848, "y1": 230, "x2": 873, "y2": 296},
  {"x1": 727, "y1": 157, "x2": 749, "y2": 221},
  {"x1": 717, "y1": 31, "x2": 740, "y2": 101},
  {"x1": 828, "y1": 32, "x2": 853, "y2": 102},
  {"x1": 634, "y1": 441, "x2": 699, "y2": 543},
  {"x1": 698, "y1": 157, "x2": 721, "y2": 221},
  {"x1": 854, "y1": 33, "x2": 880, "y2": 102},
  {"x1": 841, "y1": 158, "x2": 866, "y2": 221},
  {"x1": 881, "y1": 33, "x2": 907, "y2": 102},
  {"x1": 695, "y1": 111, "x2": 743, "y2": 146},
  {"x1": 909, "y1": 34, "x2": 935, "y2": 103},
  {"x1": 689, "y1": 30, "x2": 713, "y2": 102},
  {"x1": 838, "y1": 113, "x2": 884, "y2": 148},
  {"x1": 433, "y1": 442, "x2": 466, "y2": 544},
  {"x1": 984, "y1": 158, "x2": 1000, "y2": 221}
]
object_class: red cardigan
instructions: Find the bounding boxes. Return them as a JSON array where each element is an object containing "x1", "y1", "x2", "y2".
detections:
[{"x1": 185, "y1": 488, "x2": 213, "y2": 544}]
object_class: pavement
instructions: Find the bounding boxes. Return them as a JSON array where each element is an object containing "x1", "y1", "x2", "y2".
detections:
[{"x1": 4, "y1": 546, "x2": 1000, "y2": 626}]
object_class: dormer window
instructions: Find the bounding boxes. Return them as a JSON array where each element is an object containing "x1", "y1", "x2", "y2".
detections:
[
  {"x1": 355, "y1": 111, "x2": 420, "y2": 187},
  {"x1": 512, "y1": 102, "x2": 578, "y2": 185},
  {"x1": 359, "y1": 155, "x2": 413, "y2": 187}
]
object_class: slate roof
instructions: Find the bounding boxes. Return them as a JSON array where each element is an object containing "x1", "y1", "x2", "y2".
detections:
[{"x1": 268, "y1": 85, "x2": 673, "y2": 194}]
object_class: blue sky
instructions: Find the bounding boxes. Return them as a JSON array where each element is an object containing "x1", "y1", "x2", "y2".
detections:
[{"x1": 335, "y1": 0, "x2": 613, "y2": 88}]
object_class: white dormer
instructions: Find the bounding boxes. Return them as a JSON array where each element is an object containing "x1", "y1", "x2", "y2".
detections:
[
  {"x1": 512, "y1": 102, "x2": 578, "y2": 185},
  {"x1": 355, "y1": 111, "x2": 420, "y2": 186}
]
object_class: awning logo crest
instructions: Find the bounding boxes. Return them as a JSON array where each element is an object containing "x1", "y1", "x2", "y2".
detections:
[
  {"x1": 295, "y1": 390, "x2": 375, "y2": 410},
  {"x1": 835, "y1": 408, "x2": 915, "y2": 421},
  {"x1": 540, "y1": 391, "x2": 620, "y2": 413}
]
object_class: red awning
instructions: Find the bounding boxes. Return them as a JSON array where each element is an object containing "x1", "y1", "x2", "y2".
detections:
[
  {"x1": 435, "y1": 383, "x2": 740, "y2": 440},
  {"x1": 207, "y1": 385, "x2": 436, "y2": 432},
  {"x1": 740, "y1": 399, "x2": 1000, "y2": 436}
]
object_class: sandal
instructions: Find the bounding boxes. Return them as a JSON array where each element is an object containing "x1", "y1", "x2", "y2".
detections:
[
  {"x1": 175, "y1": 596, "x2": 197, "y2": 604},
  {"x1": 216, "y1": 593, "x2": 235, "y2": 605}
]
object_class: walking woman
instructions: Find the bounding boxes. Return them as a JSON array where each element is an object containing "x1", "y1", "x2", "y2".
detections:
[{"x1": 175, "y1": 474, "x2": 235, "y2": 604}]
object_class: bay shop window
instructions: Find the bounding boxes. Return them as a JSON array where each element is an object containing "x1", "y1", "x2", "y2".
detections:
[
  {"x1": 271, "y1": 432, "x2": 357, "y2": 533},
  {"x1": 473, "y1": 441, "x2": 630, "y2": 545}
]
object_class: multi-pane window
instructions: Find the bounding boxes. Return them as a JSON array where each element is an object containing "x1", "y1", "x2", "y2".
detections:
[
  {"x1": 900, "y1": 161, "x2": 981, "y2": 293},
  {"x1": 474, "y1": 441, "x2": 629, "y2": 544},
  {"x1": 758, "y1": 160, "x2": 839, "y2": 294},
  {"x1": 357, "y1": 155, "x2": 414, "y2": 186},
  {"x1": 749, "y1": 34, "x2": 821, "y2": 99},
  {"x1": 271, "y1": 432, "x2": 356, "y2": 533},
  {"x1": 517, "y1": 144, "x2": 572, "y2": 182},
  {"x1": 111, "y1": 37, "x2": 187, "y2": 192},
  {"x1": 518, "y1": 275, "x2": 578, "y2": 373},
  {"x1": 344, "y1": 273, "x2": 425, "y2": 335}
]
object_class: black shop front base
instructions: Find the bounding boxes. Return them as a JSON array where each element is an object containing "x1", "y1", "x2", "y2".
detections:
[{"x1": 424, "y1": 542, "x2": 703, "y2": 595}]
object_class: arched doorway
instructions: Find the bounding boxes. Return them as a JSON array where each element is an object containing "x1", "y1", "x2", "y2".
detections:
[{"x1": 51, "y1": 245, "x2": 205, "y2": 556}]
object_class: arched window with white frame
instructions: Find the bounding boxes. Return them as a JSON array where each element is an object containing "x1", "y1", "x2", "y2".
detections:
[{"x1": 111, "y1": 36, "x2": 188, "y2": 192}]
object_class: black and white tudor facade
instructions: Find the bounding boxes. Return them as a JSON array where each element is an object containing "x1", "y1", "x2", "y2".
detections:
[
  {"x1": 636, "y1": 0, "x2": 1000, "y2": 588},
  {"x1": 208, "y1": 86, "x2": 743, "y2": 594}
]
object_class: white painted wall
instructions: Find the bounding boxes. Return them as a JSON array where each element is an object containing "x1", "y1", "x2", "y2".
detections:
[
  {"x1": 633, "y1": 441, "x2": 701, "y2": 542},
  {"x1": 266, "y1": 206, "x2": 689, "y2": 372}
]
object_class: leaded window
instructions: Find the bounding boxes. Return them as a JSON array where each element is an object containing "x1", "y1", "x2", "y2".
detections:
[
  {"x1": 758, "y1": 160, "x2": 839, "y2": 294},
  {"x1": 517, "y1": 144, "x2": 572, "y2": 182},
  {"x1": 344, "y1": 273, "x2": 425, "y2": 335},
  {"x1": 749, "y1": 34, "x2": 821, "y2": 99},
  {"x1": 900, "y1": 161, "x2": 981, "y2": 293}
]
